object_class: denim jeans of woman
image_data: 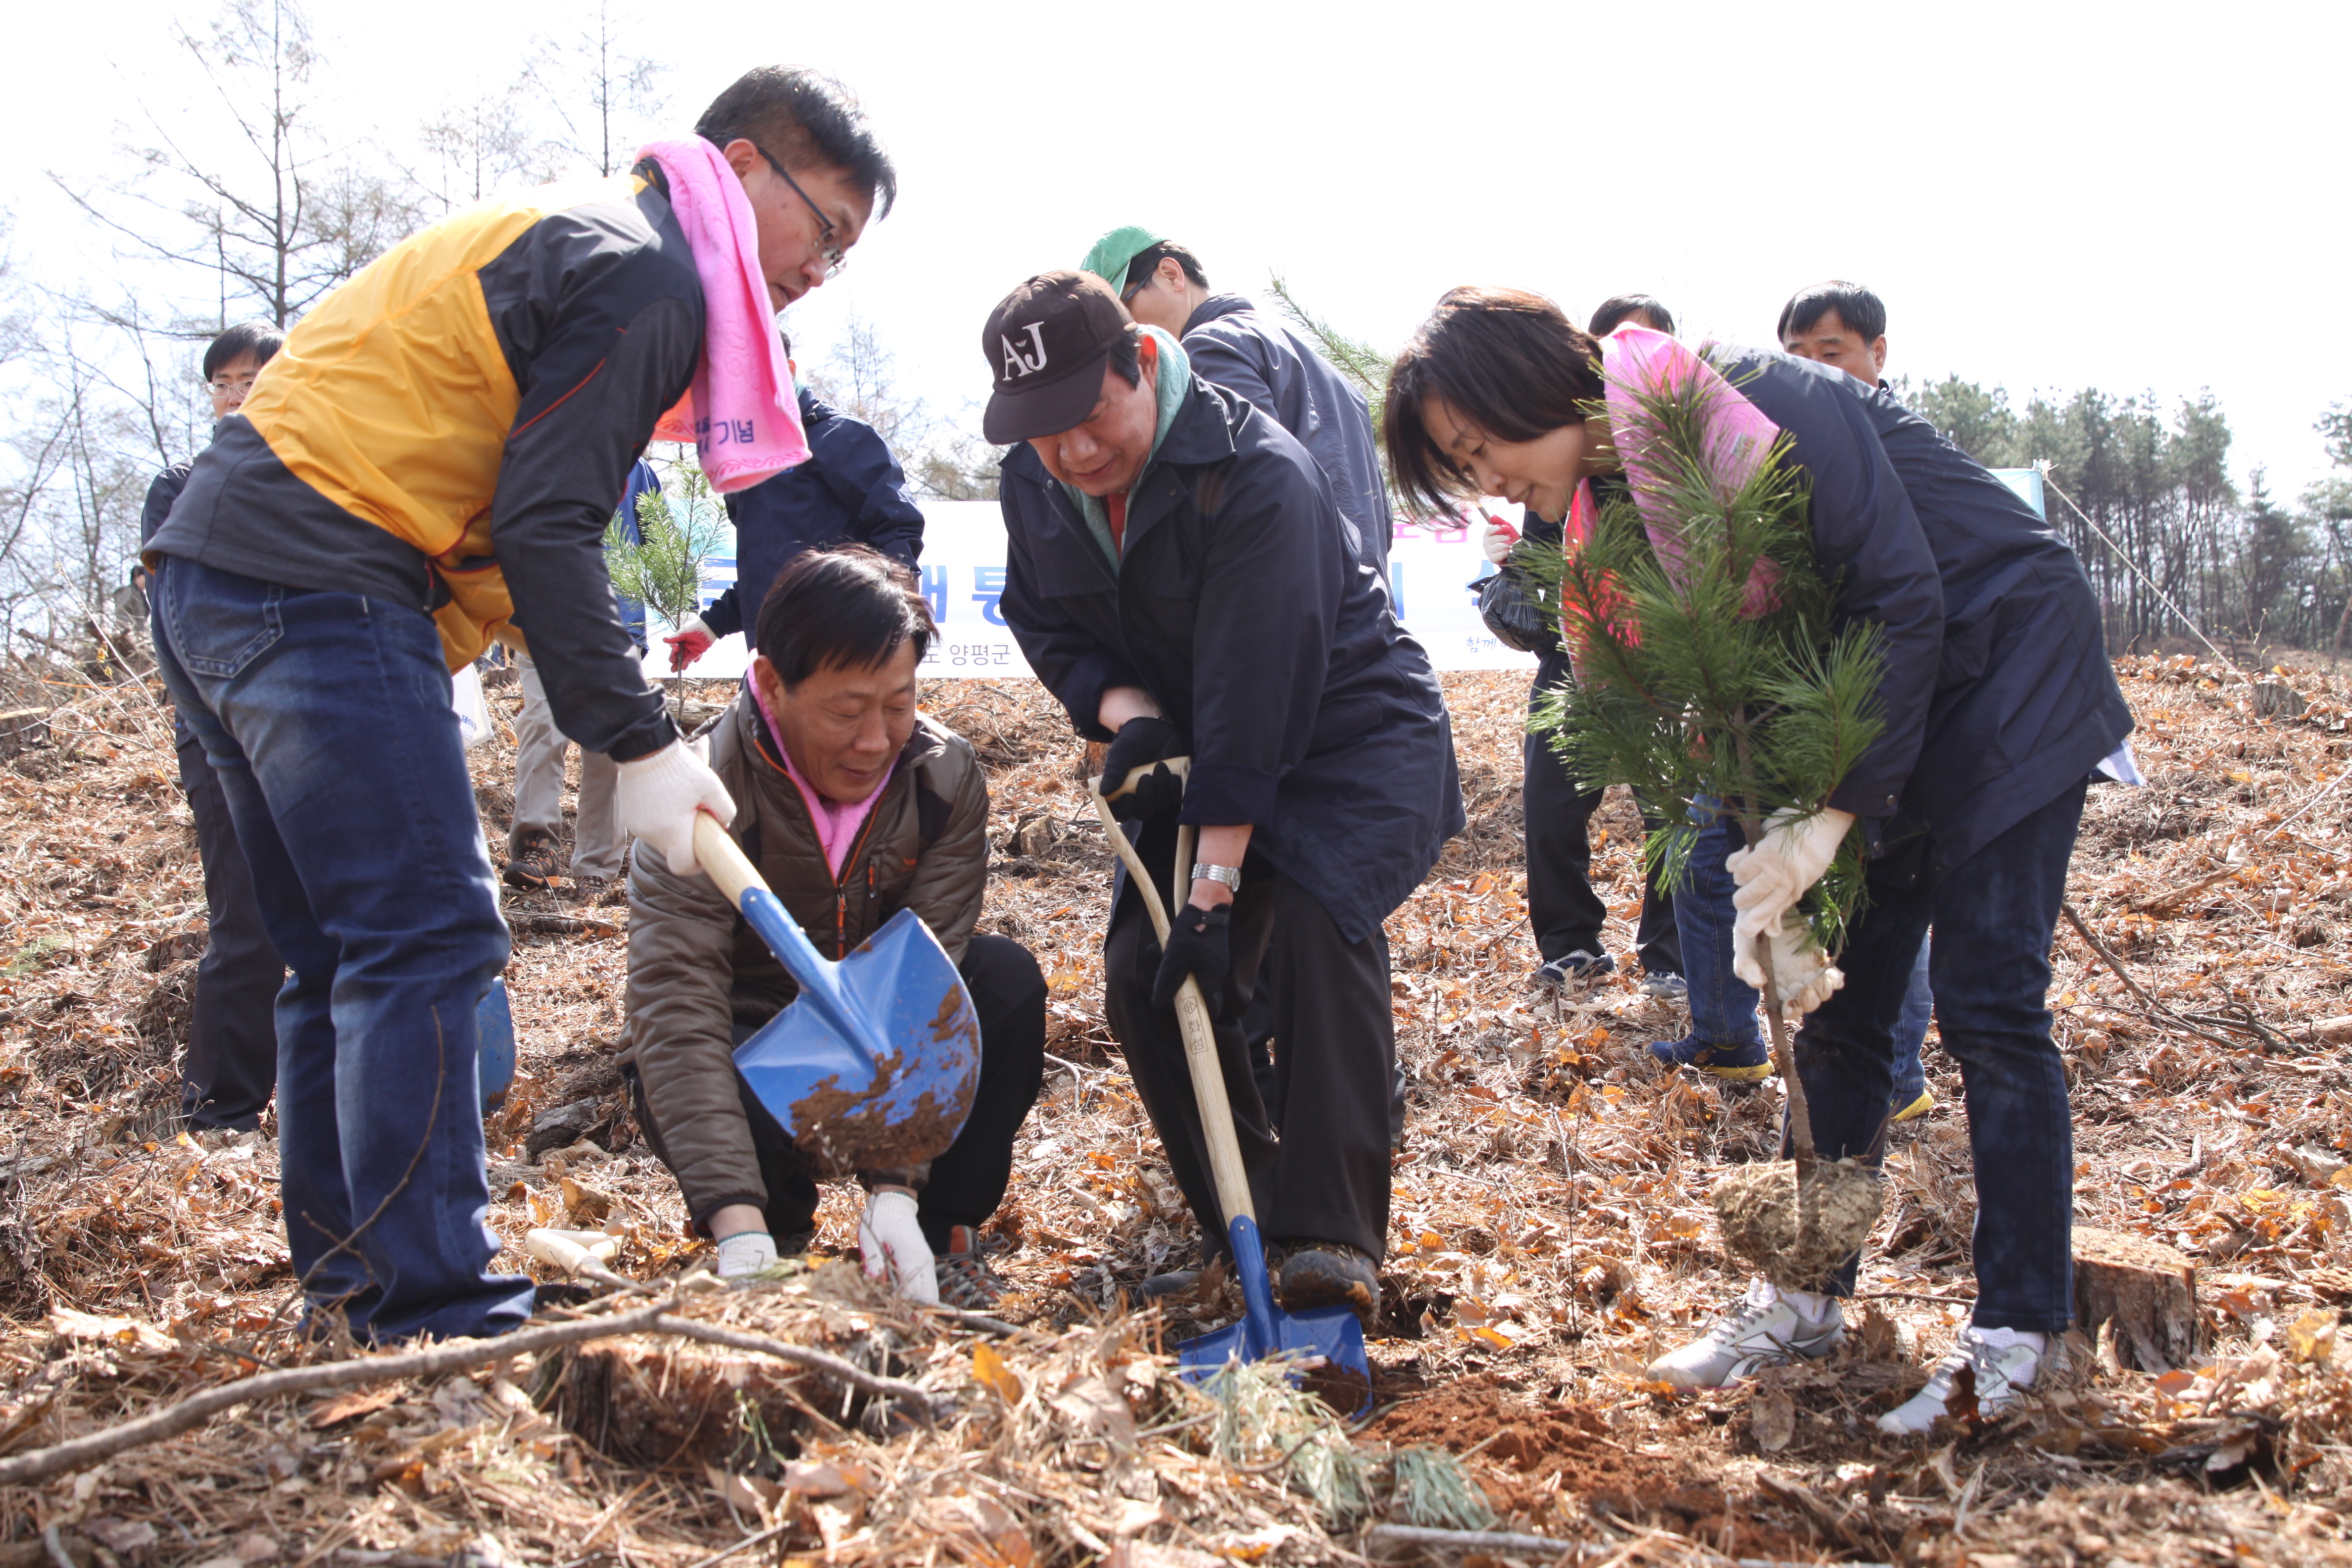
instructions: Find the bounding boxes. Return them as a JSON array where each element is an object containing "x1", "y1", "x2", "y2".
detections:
[
  {"x1": 1702, "y1": 784, "x2": 2088, "y2": 1331},
  {"x1": 150, "y1": 554, "x2": 532, "y2": 1342}
]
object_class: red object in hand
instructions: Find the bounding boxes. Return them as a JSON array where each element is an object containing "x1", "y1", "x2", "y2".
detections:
[
  {"x1": 664, "y1": 626, "x2": 714, "y2": 673},
  {"x1": 1480, "y1": 509, "x2": 1520, "y2": 545}
]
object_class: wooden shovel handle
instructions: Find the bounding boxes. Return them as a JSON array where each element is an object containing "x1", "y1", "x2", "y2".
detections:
[
  {"x1": 693, "y1": 809, "x2": 764, "y2": 911},
  {"x1": 1089, "y1": 793, "x2": 1256, "y2": 1229}
]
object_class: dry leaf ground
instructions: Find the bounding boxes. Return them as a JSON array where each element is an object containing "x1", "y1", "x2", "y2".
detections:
[{"x1": 0, "y1": 653, "x2": 2350, "y2": 1565}]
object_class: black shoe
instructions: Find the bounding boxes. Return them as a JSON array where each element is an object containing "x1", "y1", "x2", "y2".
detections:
[
  {"x1": 503, "y1": 829, "x2": 561, "y2": 891},
  {"x1": 1274, "y1": 1240, "x2": 1380, "y2": 1329},
  {"x1": 934, "y1": 1225, "x2": 1010, "y2": 1309},
  {"x1": 1536, "y1": 949, "x2": 1616, "y2": 989}
]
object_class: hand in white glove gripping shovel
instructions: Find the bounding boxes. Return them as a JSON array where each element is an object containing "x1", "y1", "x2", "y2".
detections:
[
  {"x1": 615, "y1": 734, "x2": 736, "y2": 876},
  {"x1": 1724, "y1": 806, "x2": 1856, "y2": 1019}
]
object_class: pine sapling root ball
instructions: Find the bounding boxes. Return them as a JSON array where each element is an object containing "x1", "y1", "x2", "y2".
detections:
[{"x1": 1712, "y1": 1157, "x2": 1883, "y2": 1293}]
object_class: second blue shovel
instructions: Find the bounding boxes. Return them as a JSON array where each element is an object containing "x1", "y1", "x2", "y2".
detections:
[{"x1": 692, "y1": 813, "x2": 981, "y2": 1173}]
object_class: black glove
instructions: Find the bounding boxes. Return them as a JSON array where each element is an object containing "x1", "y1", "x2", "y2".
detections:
[
  {"x1": 1150, "y1": 900, "x2": 1233, "y2": 1018},
  {"x1": 1099, "y1": 716, "x2": 1187, "y2": 823}
]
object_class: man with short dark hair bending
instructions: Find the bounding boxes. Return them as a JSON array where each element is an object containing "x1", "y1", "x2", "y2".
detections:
[
  {"x1": 625, "y1": 547, "x2": 1044, "y2": 1307},
  {"x1": 980, "y1": 270, "x2": 1462, "y2": 1325}
]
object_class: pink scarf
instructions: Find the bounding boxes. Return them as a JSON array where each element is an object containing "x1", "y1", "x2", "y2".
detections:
[
  {"x1": 746, "y1": 678, "x2": 895, "y2": 880},
  {"x1": 1598, "y1": 326, "x2": 1782, "y2": 614},
  {"x1": 637, "y1": 137, "x2": 810, "y2": 492}
]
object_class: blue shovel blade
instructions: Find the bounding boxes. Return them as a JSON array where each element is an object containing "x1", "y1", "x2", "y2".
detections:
[
  {"x1": 735, "y1": 905, "x2": 981, "y2": 1172},
  {"x1": 477, "y1": 978, "x2": 515, "y2": 1117},
  {"x1": 1174, "y1": 1216, "x2": 1373, "y2": 1417}
]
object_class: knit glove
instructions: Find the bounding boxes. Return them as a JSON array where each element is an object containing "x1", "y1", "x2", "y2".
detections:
[
  {"x1": 663, "y1": 614, "x2": 715, "y2": 673},
  {"x1": 1734, "y1": 908, "x2": 1847, "y2": 1017},
  {"x1": 714, "y1": 1229, "x2": 779, "y2": 1280},
  {"x1": 616, "y1": 735, "x2": 736, "y2": 877},
  {"x1": 1724, "y1": 806, "x2": 1854, "y2": 971},
  {"x1": 858, "y1": 1189, "x2": 939, "y2": 1305},
  {"x1": 1150, "y1": 900, "x2": 1234, "y2": 1019},
  {"x1": 1098, "y1": 717, "x2": 1188, "y2": 823}
]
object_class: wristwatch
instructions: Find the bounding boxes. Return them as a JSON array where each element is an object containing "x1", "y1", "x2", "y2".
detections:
[{"x1": 1191, "y1": 862, "x2": 1243, "y2": 892}]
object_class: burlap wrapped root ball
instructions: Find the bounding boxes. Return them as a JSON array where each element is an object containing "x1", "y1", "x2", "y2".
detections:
[{"x1": 1712, "y1": 1157, "x2": 1884, "y2": 1293}]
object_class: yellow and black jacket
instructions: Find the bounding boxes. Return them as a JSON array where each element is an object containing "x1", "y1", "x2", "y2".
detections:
[{"x1": 148, "y1": 164, "x2": 705, "y2": 762}]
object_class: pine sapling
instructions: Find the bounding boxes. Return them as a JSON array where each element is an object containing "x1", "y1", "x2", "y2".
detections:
[
  {"x1": 604, "y1": 462, "x2": 725, "y2": 726},
  {"x1": 1521, "y1": 350, "x2": 1888, "y2": 1289}
]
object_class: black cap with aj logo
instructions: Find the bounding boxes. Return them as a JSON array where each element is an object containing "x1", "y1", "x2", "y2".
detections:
[{"x1": 981, "y1": 270, "x2": 1133, "y2": 444}]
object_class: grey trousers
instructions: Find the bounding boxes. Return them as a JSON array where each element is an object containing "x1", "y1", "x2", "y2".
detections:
[{"x1": 510, "y1": 655, "x2": 624, "y2": 877}]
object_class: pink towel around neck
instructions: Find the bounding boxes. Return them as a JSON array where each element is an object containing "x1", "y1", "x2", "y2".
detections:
[
  {"x1": 637, "y1": 137, "x2": 809, "y2": 492},
  {"x1": 1598, "y1": 326, "x2": 1783, "y2": 613}
]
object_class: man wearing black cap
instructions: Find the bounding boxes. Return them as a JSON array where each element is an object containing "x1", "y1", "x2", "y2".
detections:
[{"x1": 979, "y1": 271, "x2": 1462, "y2": 1325}]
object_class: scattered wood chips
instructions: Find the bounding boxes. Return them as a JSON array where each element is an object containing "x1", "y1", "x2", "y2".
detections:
[{"x1": 1, "y1": 653, "x2": 2351, "y2": 1564}]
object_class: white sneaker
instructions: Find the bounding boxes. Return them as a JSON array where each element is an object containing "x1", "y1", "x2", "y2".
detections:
[
  {"x1": 1876, "y1": 1324, "x2": 2047, "y2": 1435},
  {"x1": 1647, "y1": 1280, "x2": 1845, "y2": 1388}
]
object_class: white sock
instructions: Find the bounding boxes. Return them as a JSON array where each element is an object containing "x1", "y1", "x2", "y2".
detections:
[{"x1": 1775, "y1": 1285, "x2": 1841, "y2": 1326}]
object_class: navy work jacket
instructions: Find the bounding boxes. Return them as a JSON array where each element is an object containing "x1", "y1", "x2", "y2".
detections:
[
  {"x1": 704, "y1": 387, "x2": 926, "y2": 640},
  {"x1": 1183, "y1": 294, "x2": 1393, "y2": 571},
  {"x1": 996, "y1": 375, "x2": 1463, "y2": 942},
  {"x1": 1717, "y1": 349, "x2": 2133, "y2": 873}
]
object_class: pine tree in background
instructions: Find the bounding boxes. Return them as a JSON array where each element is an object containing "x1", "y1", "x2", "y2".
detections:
[{"x1": 604, "y1": 461, "x2": 723, "y2": 725}]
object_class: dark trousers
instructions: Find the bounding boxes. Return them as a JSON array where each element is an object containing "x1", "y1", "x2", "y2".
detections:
[
  {"x1": 175, "y1": 727, "x2": 286, "y2": 1131},
  {"x1": 1524, "y1": 660, "x2": 1681, "y2": 975},
  {"x1": 153, "y1": 555, "x2": 530, "y2": 1344},
  {"x1": 1104, "y1": 820, "x2": 1393, "y2": 1262},
  {"x1": 640, "y1": 934, "x2": 1047, "y2": 1253},
  {"x1": 1790, "y1": 781, "x2": 2086, "y2": 1332}
]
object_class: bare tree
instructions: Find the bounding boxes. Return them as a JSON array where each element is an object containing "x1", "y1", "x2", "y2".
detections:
[
  {"x1": 414, "y1": 87, "x2": 556, "y2": 214},
  {"x1": 529, "y1": 2, "x2": 668, "y2": 178},
  {"x1": 51, "y1": 0, "x2": 421, "y2": 331}
]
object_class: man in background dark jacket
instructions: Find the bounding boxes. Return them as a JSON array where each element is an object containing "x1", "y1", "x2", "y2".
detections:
[
  {"x1": 1080, "y1": 229, "x2": 1391, "y2": 572},
  {"x1": 664, "y1": 336, "x2": 926, "y2": 671},
  {"x1": 981, "y1": 271, "x2": 1461, "y2": 1327},
  {"x1": 141, "y1": 321, "x2": 288, "y2": 1132}
]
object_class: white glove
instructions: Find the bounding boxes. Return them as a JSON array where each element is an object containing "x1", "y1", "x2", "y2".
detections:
[
  {"x1": 1724, "y1": 806, "x2": 1855, "y2": 966},
  {"x1": 1478, "y1": 512, "x2": 1519, "y2": 565},
  {"x1": 1733, "y1": 908, "x2": 1847, "y2": 1017},
  {"x1": 857, "y1": 1189, "x2": 938, "y2": 1305},
  {"x1": 714, "y1": 1229, "x2": 779, "y2": 1280},
  {"x1": 615, "y1": 735, "x2": 735, "y2": 877}
]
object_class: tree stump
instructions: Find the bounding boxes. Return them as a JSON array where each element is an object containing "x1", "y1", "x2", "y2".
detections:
[{"x1": 2074, "y1": 1226, "x2": 2199, "y2": 1371}]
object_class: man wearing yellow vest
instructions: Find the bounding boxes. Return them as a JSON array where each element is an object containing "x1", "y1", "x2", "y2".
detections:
[{"x1": 144, "y1": 67, "x2": 895, "y2": 1342}]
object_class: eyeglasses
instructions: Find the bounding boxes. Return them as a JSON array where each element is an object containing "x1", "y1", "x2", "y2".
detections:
[
  {"x1": 207, "y1": 372, "x2": 259, "y2": 395},
  {"x1": 752, "y1": 143, "x2": 847, "y2": 279}
]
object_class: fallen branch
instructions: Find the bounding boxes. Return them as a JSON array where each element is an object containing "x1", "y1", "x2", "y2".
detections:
[
  {"x1": 2059, "y1": 902, "x2": 2258, "y2": 1054},
  {"x1": 0, "y1": 1293, "x2": 947, "y2": 1488},
  {"x1": 0, "y1": 1297, "x2": 674, "y2": 1489},
  {"x1": 1363, "y1": 1523, "x2": 1582, "y2": 1559}
]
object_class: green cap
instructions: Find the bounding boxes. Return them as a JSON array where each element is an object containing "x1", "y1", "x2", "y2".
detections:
[{"x1": 1079, "y1": 225, "x2": 1166, "y2": 293}]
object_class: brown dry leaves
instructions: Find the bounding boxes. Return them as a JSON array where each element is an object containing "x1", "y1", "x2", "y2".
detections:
[{"x1": 1, "y1": 657, "x2": 2352, "y2": 1563}]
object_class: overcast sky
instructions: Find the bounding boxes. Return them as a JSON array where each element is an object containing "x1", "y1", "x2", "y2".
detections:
[{"x1": 9, "y1": 0, "x2": 2346, "y2": 496}]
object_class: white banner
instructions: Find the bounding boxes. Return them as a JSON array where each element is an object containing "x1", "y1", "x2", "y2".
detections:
[{"x1": 645, "y1": 499, "x2": 1534, "y2": 684}]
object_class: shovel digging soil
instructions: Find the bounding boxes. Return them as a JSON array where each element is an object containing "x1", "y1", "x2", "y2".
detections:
[
  {"x1": 1710, "y1": 928, "x2": 1882, "y2": 1291},
  {"x1": 1093, "y1": 763, "x2": 1374, "y2": 1409},
  {"x1": 693, "y1": 814, "x2": 981, "y2": 1174}
]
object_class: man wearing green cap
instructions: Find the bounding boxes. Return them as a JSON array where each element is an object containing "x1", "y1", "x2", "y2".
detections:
[{"x1": 1082, "y1": 229, "x2": 1390, "y2": 569}]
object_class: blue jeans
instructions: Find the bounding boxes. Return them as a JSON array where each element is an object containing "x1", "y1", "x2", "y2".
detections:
[
  {"x1": 151, "y1": 555, "x2": 532, "y2": 1342},
  {"x1": 1772, "y1": 786, "x2": 2086, "y2": 1331},
  {"x1": 1679, "y1": 814, "x2": 1931, "y2": 1103}
]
